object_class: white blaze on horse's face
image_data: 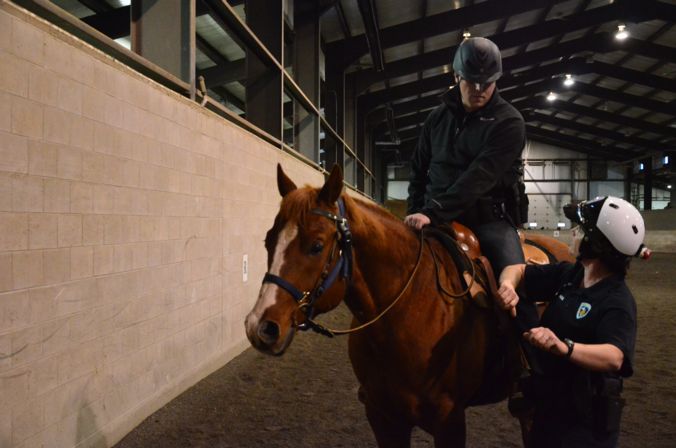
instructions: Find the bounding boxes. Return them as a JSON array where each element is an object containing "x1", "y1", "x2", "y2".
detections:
[{"x1": 245, "y1": 222, "x2": 298, "y2": 339}]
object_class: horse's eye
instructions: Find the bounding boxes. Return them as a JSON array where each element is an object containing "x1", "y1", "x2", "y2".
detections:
[{"x1": 310, "y1": 241, "x2": 324, "y2": 255}]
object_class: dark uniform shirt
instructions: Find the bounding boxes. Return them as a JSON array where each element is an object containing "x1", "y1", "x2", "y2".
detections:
[
  {"x1": 524, "y1": 261, "x2": 637, "y2": 448},
  {"x1": 407, "y1": 86, "x2": 526, "y2": 226}
]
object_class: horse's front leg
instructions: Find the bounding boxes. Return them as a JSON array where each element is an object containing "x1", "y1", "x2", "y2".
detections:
[
  {"x1": 433, "y1": 409, "x2": 466, "y2": 448},
  {"x1": 364, "y1": 401, "x2": 413, "y2": 448}
]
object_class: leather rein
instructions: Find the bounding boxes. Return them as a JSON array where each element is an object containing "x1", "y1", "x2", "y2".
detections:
[{"x1": 261, "y1": 198, "x2": 475, "y2": 337}]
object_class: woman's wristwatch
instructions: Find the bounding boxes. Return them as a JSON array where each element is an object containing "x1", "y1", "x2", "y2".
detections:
[{"x1": 563, "y1": 338, "x2": 575, "y2": 359}]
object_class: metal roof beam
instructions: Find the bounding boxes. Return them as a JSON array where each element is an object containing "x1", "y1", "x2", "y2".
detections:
[
  {"x1": 349, "y1": 0, "x2": 655, "y2": 90},
  {"x1": 525, "y1": 111, "x2": 664, "y2": 151},
  {"x1": 328, "y1": 0, "x2": 567, "y2": 69},
  {"x1": 515, "y1": 98, "x2": 676, "y2": 140},
  {"x1": 357, "y1": 0, "x2": 384, "y2": 72}
]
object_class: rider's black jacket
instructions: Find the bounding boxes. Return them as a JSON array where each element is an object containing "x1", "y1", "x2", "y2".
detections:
[{"x1": 407, "y1": 86, "x2": 525, "y2": 227}]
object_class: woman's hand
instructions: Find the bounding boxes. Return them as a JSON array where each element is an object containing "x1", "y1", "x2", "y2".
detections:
[
  {"x1": 404, "y1": 213, "x2": 431, "y2": 230},
  {"x1": 497, "y1": 281, "x2": 519, "y2": 317},
  {"x1": 523, "y1": 327, "x2": 568, "y2": 356}
]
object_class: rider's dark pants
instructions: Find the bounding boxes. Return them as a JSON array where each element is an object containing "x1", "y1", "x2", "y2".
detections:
[{"x1": 472, "y1": 219, "x2": 542, "y2": 373}]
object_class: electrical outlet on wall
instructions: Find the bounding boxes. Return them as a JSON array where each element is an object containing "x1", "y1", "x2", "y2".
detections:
[{"x1": 242, "y1": 254, "x2": 248, "y2": 282}]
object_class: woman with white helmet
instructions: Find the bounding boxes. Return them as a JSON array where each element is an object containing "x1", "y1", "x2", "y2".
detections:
[{"x1": 496, "y1": 196, "x2": 648, "y2": 448}]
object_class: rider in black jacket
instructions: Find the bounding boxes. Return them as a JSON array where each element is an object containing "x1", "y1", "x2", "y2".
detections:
[
  {"x1": 404, "y1": 37, "x2": 538, "y2": 339},
  {"x1": 406, "y1": 78, "x2": 525, "y2": 227}
]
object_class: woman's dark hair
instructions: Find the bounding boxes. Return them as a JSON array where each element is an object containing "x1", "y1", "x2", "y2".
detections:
[{"x1": 578, "y1": 237, "x2": 631, "y2": 278}]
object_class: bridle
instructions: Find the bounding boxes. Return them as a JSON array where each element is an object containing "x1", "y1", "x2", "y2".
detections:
[
  {"x1": 262, "y1": 198, "x2": 353, "y2": 337},
  {"x1": 261, "y1": 198, "x2": 474, "y2": 338}
]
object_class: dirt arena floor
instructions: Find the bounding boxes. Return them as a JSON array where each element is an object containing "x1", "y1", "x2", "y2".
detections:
[{"x1": 116, "y1": 253, "x2": 676, "y2": 448}]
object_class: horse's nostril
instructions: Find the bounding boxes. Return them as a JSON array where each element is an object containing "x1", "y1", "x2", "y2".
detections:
[{"x1": 258, "y1": 320, "x2": 280, "y2": 344}]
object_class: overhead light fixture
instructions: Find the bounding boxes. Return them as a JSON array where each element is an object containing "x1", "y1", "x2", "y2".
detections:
[
  {"x1": 462, "y1": 29, "x2": 471, "y2": 39},
  {"x1": 546, "y1": 91, "x2": 558, "y2": 101},
  {"x1": 665, "y1": 155, "x2": 670, "y2": 165},
  {"x1": 557, "y1": 222, "x2": 566, "y2": 228},
  {"x1": 615, "y1": 24, "x2": 629, "y2": 40},
  {"x1": 639, "y1": 162, "x2": 644, "y2": 171},
  {"x1": 529, "y1": 222, "x2": 538, "y2": 228},
  {"x1": 667, "y1": 185, "x2": 672, "y2": 189},
  {"x1": 563, "y1": 74, "x2": 575, "y2": 86}
]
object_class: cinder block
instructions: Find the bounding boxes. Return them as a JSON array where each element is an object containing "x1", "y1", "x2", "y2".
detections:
[
  {"x1": 57, "y1": 77, "x2": 83, "y2": 115},
  {"x1": 0, "y1": 130, "x2": 29, "y2": 174},
  {"x1": 28, "y1": 140, "x2": 58, "y2": 177},
  {"x1": 0, "y1": 173, "x2": 12, "y2": 211},
  {"x1": 13, "y1": 250, "x2": 44, "y2": 289},
  {"x1": 43, "y1": 106, "x2": 72, "y2": 145},
  {"x1": 57, "y1": 338, "x2": 103, "y2": 385},
  {"x1": 132, "y1": 243, "x2": 148, "y2": 270},
  {"x1": 11, "y1": 17, "x2": 44, "y2": 66},
  {"x1": 29, "y1": 213, "x2": 58, "y2": 249},
  {"x1": 11, "y1": 96, "x2": 43, "y2": 139},
  {"x1": 0, "y1": 10, "x2": 10, "y2": 51},
  {"x1": 43, "y1": 373, "x2": 96, "y2": 426},
  {"x1": 0, "y1": 366, "x2": 29, "y2": 410},
  {"x1": 28, "y1": 355, "x2": 59, "y2": 397},
  {"x1": 10, "y1": 325, "x2": 42, "y2": 366},
  {"x1": 57, "y1": 214, "x2": 82, "y2": 247},
  {"x1": 44, "y1": 178, "x2": 70, "y2": 213},
  {"x1": 113, "y1": 244, "x2": 134, "y2": 273},
  {"x1": 0, "y1": 213, "x2": 28, "y2": 250},
  {"x1": 81, "y1": 86, "x2": 107, "y2": 122},
  {"x1": 69, "y1": 116, "x2": 95, "y2": 150},
  {"x1": 0, "y1": 289, "x2": 30, "y2": 331},
  {"x1": 0, "y1": 252, "x2": 12, "y2": 292},
  {"x1": 40, "y1": 315, "x2": 69, "y2": 357},
  {"x1": 57, "y1": 145, "x2": 83, "y2": 181},
  {"x1": 92, "y1": 184, "x2": 115, "y2": 214},
  {"x1": 70, "y1": 182, "x2": 93, "y2": 213},
  {"x1": 28, "y1": 67, "x2": 59, "y2": 107},
  {"x1": 82, "y1": 151, "x2": 105, "y2": 183},
  {"x1": 0, "y1": 51, "x2": 29, "y2": 97},
  {"x1": 70, "y1": 246, "x2": 93, "y2": 280},
  {"x1": 42, "y1": 248, "x2": 70, "y2": 285},
  {"x1": 0, "y1": 91, "x2": 10, "y2": 132},
  {"x1": 12, "y1": 175, "x2": 43, "y2": 212},
  {"x1": 93, "y1": 245, "x2": 113, "y2": 276},
  {"x1": 82, "y1": 215, "x2": 104, "y2": 245}
]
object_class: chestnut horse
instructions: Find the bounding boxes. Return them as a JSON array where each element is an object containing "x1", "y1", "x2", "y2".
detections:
[{"x1": 245, "y1": 164, "x2": 560, "y2": 447}]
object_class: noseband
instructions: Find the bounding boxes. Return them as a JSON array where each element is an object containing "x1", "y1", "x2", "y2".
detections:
[{"x1": 262, "y1": 198, "x2": 353, "y2": 336}]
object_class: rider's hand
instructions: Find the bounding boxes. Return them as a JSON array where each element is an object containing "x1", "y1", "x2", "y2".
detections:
[
  {"x1": 523, "y1": 327, "x2": 567, "y2": 356},
  {"x1": 497, "y1": 281, "x2": 518, "y2": 318},
  {"x1": 404, "y1": 213, "x2": 431, "y2": 230}
]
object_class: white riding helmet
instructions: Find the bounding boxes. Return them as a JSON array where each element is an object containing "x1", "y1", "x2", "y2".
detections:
[{"x1": 564, "y1": 196, "x2": 645, "y2": 257}]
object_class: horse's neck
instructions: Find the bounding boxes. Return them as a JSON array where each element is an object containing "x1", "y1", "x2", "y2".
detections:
[{"x1": 344, "y1": 202, "x2": 422, "y2": 318}]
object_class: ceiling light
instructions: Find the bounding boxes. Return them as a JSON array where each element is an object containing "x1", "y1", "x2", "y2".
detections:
[
  {"x1": 615, "y1": 24, "x2": 629, "y2": 40},
  {"x1": 563, "y1": 74, "x2": 575, "y2": 86},
  {"x1": 664, "y1": 155, "x2": 670, "y2": 165},
  {"x1": 546, "y1": 91, "x2": 558, "y2": 101},
  {"x1": 667, "y1": 185, "x2": 672, "y2": 189},
  {"x1": 462, "y1": 29, "x2": 471, "y2": 39}
]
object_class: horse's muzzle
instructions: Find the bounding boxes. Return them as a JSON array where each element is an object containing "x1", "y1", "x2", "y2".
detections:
[{"x1": 245, "y1": 314, "x2": 294, "y2": 356}]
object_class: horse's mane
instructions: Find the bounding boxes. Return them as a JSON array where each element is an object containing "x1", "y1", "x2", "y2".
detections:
[{"x1": 278, "y1": 186, "x2": 408, "y2": 238}]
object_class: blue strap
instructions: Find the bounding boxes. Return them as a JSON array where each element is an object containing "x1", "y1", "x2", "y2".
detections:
[{"x1": 262, "y1": 273, "x2": 306, "y2": 302}]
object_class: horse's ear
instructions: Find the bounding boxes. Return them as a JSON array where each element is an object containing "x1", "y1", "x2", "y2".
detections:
[
  {"x1": 277, "y1": 163, "x2": 297, "y2": 197},
  {"x1": 318, "y1": 164, "x2": 343, "y2": 204}
]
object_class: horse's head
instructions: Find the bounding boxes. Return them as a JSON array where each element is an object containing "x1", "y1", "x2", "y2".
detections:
[{"x1": 245, "y1": 164, "x2": 350, "y2": 355}]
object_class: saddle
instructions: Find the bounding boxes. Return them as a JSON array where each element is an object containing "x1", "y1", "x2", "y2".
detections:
[
  {"x1": 424, "y1": 223, "x2": 497, "y2": 309},
  {"x1": 424, "y1": 223, "x2": 556, "y2": 308}
]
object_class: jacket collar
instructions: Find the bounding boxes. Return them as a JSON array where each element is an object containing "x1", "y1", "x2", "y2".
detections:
[{"x1": 439, "y1": 85, "x2": 501, "y2": 118}]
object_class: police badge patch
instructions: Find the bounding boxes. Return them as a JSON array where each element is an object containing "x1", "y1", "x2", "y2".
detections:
[{"x1": 576, "y1": 302, "x2": 591, "y2": 319}]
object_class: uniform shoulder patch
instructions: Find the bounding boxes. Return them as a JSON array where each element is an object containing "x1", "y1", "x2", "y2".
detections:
[{"x1": 576, "y1": 302, "x2": 592, "y2": 319}]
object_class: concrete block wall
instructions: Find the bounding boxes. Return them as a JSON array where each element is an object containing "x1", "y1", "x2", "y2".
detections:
[{"x1": 0, "y1": 3, "x2": 324, "y2": 447}]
